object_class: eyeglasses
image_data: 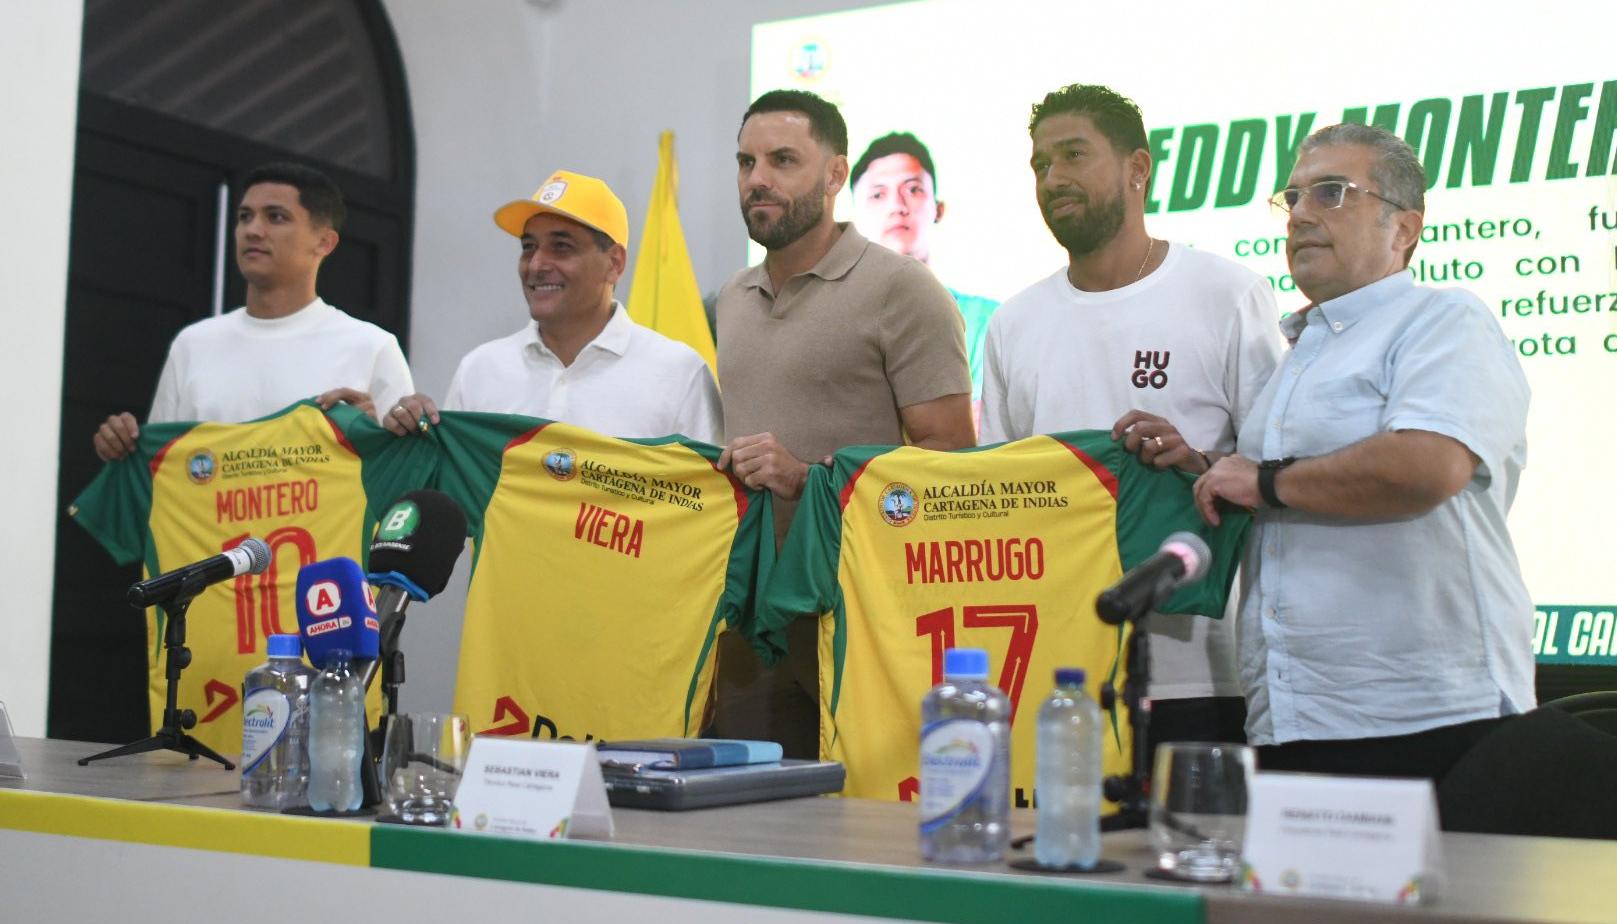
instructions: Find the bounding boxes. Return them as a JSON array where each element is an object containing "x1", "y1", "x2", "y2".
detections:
[{"x1": 1268, "y1": 180, "x2": 1410, "y2": 215}]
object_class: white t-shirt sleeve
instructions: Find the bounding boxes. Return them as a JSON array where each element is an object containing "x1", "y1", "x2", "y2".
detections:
[
  {"x1": 977, "y1": 316, "x2": 1014, "y2": 445},
  {"x1": 147, "y1": 340, "x2": 187, "y2": 424},
  {"x1": 441, "y1": 354, "x2": 472, "y2": 412},
  {"x1": 365, "y1": 336, "x2": 415, "y2": 422},
  {"x1": 675, "y1": 361, "x2": 724, "y2": 445},
  {"x1": 1225, "y1": 279, "x2": 1285, "y2": 436}
]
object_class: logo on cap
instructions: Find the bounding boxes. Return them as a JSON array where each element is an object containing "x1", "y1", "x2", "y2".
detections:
[{"x1": 538, "y1": 180, "x2": 568, "y2": 205}]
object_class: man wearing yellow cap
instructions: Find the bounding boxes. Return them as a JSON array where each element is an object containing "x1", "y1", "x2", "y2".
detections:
[{"x1": 383, "y1": 170, "x2": 721, "y2": 442}]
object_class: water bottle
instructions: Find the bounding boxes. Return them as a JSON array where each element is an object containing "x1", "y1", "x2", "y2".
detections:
[
  {"x1": 240, "y1": 634, "x2": 315, "y2": 809},
  {"x1": 307, "y1": 648, "x2": 365, "y2": 813},
  {"x1": 919, "y1": 647, "x2": 1011, "y2": 862},
  {"x1": 1035, "y1": 666, "x2": 1104, "y2": 868}
]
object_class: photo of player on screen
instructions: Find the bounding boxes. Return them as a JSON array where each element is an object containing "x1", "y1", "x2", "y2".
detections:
[{"x1": 850, "y1": 132, "x2": 999, "y2": 406}]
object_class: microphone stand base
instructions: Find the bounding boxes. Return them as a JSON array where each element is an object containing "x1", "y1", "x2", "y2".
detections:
[{"x1": 77, "y1": 727, "x2": 235, "y2": 770}]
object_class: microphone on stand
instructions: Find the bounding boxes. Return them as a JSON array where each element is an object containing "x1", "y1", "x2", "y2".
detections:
[
  {"x1": 1096, "y1": 531, "x2": 1212, "y2": 626},
  {"x1": 294, "y1": 557, "x2": 380, "y2": 667},
  {"x1": 128, "y1": 538, "x2": 271, "y2": 608},
  {"x1": 362, "y1": 490, "x2": 468, "y2": 700}
]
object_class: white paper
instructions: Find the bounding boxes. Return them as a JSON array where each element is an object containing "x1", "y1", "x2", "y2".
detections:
[
  {"x1": 451, "y1": 738, "x2": 613, "y2": 840},
  {"x1": 1241, "y1": 772, "x2": 1444, "y2": 904}
]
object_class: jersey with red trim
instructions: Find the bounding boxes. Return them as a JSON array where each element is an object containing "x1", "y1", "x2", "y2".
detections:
[
  {"x1": 758, "y1": 431, "x2": 1248, "y2": 803},
  {"x1": 69, "y1": 401, "x2": 437, "y2": 755},
  {"x1": 429, "y1": 413, "x2": 774, "y2": 744}
]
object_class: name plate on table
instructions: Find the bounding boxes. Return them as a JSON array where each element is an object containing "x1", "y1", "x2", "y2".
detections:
[
  {"x1": 451, "y1": 738, "x2": 613, "y2": 840},
  {"x1": 1241, "y1": 773, "x2": 1444, "y2": 904},
  {"x1": 0, "y1": 701, "x2": 23, "y2": 781}
]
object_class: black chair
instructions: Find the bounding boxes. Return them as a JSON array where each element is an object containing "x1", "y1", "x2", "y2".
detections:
[
  {"x1": 1542, "y1": 690, "x2": 1617, "y2": 736},
  {"x1": 1438, "y1": 703, "x2": 1617, "y2": 839}
]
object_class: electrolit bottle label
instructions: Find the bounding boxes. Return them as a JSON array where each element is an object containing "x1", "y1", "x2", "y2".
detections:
[
  {"x1": 919, "y1": 719, "x2": 993, "y2": 832},
  {"x1": 241, "y1": 688, "x2": 290, "y2": 773}
]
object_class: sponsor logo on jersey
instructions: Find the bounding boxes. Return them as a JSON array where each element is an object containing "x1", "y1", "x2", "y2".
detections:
[
  {"x1": 538, "y1": 180, "x2": 567, "y2": 204},
  {"x1": 544, "y1": 448, "x2": 578, "y2": 481},
  {"x1": 304, "y1": 580, "x2": 342, "y2": 617},
  {"x1": 187, "y1": 450, "x2": 217, "y2": 484},
  {"x1": 305, "y1": 615, "x2": 352, "y2": 637},
  {"x1": 878, "y1": 482, "x2": 917, "y2": 527}
]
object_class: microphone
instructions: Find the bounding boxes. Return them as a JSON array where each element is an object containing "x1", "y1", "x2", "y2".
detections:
[
  {"x1": 362, "y1": 490, "x2": 468, "y2": 692},
  {"x1": 128, "y1": 537, "x2": 271, "y2": 608},
  {"x1": 1096, "y1": 532, "x2": 1212, "y2": 626},
  {"x1": 295, "y1": 557, "x2": 380, "y2": 668}
]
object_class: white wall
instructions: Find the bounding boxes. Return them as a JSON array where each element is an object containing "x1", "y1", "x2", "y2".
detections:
[
  {"x1": 384, "y1": 0, "x2": 877, "y2": 715},
  {"x1": 0, "y1": 3, "x2": 82, "y2": 737}
]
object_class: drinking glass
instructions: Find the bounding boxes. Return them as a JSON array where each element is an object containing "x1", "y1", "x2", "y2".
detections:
[
  {"x1": 379, "y1": 713, "x2": 471, "y2": 826},
  {"x1": 1150, "y1": 741, "x2": 1254, "y2": 882}
]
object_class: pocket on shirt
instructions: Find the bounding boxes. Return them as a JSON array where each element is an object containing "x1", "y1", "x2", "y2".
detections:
[{"x1": 1311, "y1": 377, "x2": 1386, "y2": 422}]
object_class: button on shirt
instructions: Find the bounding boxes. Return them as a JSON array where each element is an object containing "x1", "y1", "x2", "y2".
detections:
[
  {"x1": 1235, "y1": 272, "x2": 1534, "y2": 746},
  {"x1": 443, "y1": 304, "x2": 722, "y2": 444}
]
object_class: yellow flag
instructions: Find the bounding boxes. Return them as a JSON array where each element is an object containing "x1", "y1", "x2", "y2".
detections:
[{"x1": 628, "y1": 131, "x2": 717, "y2": 378}]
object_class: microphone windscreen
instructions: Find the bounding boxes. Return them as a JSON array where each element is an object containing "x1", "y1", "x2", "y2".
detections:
[
  {"x1": 236, "y1": 537, "x2": 272, "y2": 575},
  {"x1": 367, "y1": 489, "x2": 467, "y2": 598},
  {"x1": 295, "y1": 556, "x2": 380, "y2": 665},
  {"x1": 1161, "y1": 531, "x2": 1212, "y2": 583}
]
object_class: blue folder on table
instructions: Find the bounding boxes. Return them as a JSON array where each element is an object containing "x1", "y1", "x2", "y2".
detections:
[{"x1": 596, "y1": 738, "x2": 783, "y2": 771}]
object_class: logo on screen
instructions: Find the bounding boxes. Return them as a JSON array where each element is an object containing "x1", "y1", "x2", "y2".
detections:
[
  {"x1": 879, "y1": 482, "x2": 917, "y2": 527},
  {"x1": 187, "y1": 450, "x2": 217, "y2": 484},
  {"x1": 544, "y1": 448, "x2": 577, "y2": 481},
  {"x1": 791, "y1": 39, "x2": 828, "y2": 81}
]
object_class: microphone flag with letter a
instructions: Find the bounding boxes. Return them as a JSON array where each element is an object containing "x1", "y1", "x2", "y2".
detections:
[{"x1": 627, "y1": 130, "x2": 717, "y2": 379}]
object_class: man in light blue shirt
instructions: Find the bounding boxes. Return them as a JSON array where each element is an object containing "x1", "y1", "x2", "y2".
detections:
[{"x1": 1190, "y1": 123, "x2": 1533, "y2": 783}]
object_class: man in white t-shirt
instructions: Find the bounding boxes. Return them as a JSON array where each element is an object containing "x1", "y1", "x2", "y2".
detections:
[
  {"x1": 384, "y1": 170, "x2": 721, "y2": 444},
  {"x1": 92, "y1": 163, "x2": 413, "y2": 459},
  {"x1": 981, "y1": 84, "x2": 1283, "y2": 753}
]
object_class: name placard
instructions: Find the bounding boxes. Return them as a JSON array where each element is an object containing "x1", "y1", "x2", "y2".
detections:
[
  {"x1": 1241, "y1": 772, "x2": 1443, "y2": 904},
  {"x1": 451, "y1": 738, "x2": 612, "y2": 840},
  {"x1": 0, "y1": 701, "x2": 23, "y2": 781}
]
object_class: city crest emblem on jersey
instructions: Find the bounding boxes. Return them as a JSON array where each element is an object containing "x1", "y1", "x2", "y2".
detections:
[
  {"x1": 878, "y1": 482, "x2": 917, "y2": 527},
  {"x1": 538, "y1": 180, "x2": 567, "y2": 204},
  {"x1": 543, "y1": 448, "x2": 577, "y2": 481},
  {"x1": 186, "y1": 450, "x2": 217, "y2": 485}
]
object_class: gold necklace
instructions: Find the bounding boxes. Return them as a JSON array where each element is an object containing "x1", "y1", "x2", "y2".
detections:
[{"x1": 1134, "y1": 238, "x2": 1157, "y2": 283}]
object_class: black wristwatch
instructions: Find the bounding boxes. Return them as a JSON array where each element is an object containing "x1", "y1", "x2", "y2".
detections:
[{"x1": 1257, "y1": 457, "x2": 1298, "y2": 509}]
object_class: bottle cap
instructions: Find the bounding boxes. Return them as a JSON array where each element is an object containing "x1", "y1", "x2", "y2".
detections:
[
  {"x1": 942, "y1": 647, "x2": 990, "y2": 680},
  {"x1": 1055, "y1": 667, "x2": 1086, "y2": 686},
  {"x1": 267, "y1": 634, "x2": 302, "y2": 659}
]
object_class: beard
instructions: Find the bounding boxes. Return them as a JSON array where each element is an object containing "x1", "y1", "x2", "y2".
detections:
[
  {"x1": 742, "y1": 180, "x2": 827, "y2": 251},
  {"x1": 1040, "y1": 181, "x2": 1126, "y2": 257}
]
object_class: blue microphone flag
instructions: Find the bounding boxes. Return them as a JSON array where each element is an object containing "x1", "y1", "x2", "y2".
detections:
[{"x1": 295, "y1": 556, "x2": 380, "y2": 664}]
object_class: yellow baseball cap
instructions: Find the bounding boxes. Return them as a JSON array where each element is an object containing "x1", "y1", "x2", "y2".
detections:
[{"x1": 493, "y1": 169, "x2": 629, "y2": 248}]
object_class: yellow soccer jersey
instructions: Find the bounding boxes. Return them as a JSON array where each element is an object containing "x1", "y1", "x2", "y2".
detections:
[
  {"x1": 430, "y1": 413, "x2": 774, "y2": 744},
  {"x1": 758, "y1": 431, "x2": 1248, "y2": 804},
  {"x1": 70, "y1": 402, "x2": 435, "y2": 755}
]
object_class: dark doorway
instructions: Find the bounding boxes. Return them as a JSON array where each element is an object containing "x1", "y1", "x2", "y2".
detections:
[{"x1": 50, "y1": 0, "x2": 415, "y2": 744}]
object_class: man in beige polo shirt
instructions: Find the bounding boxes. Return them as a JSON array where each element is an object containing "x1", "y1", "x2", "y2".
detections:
[{"x1": 714, "y1": 89, "x2": 974, "y2": 757}]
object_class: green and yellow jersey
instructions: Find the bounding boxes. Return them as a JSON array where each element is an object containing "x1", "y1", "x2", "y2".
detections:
[
  {"x1": 429, "y1": 413, "x2": 774, "y2": 744},
  {"x1": 758, "y1": 431, "x2": 1248, "y2": 803},
  {"x1": 69, "y1": 401, "x2": 436, "y2": 755}
]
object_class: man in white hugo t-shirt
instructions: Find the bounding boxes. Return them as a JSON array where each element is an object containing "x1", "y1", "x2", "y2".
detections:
[
  {"x1": 92, "y1": 163, "x2": 413, "y2": 460},
  {"x1": 980, "y1": 84, "x2": 1283, "y2": 752},
  {"x1": 383, "y1": 170, "x2": 721, "y2": 444}
]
